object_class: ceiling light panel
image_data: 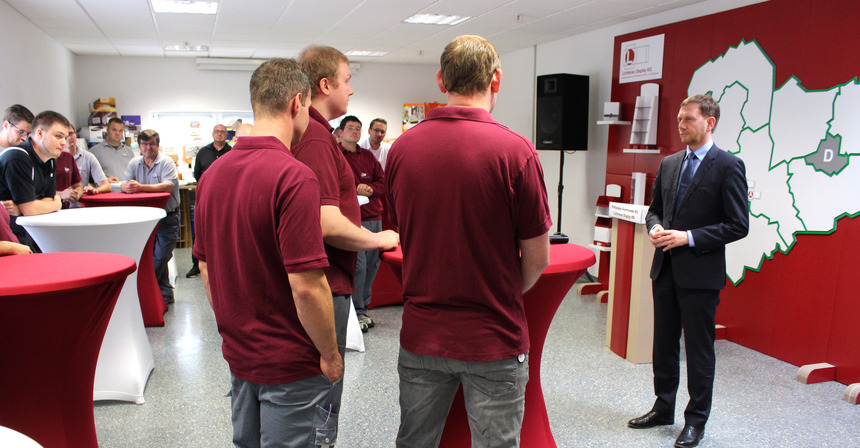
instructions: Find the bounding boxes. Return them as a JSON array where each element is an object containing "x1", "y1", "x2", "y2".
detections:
[
  {"x1": 403, "y1": 13, "x2": 471, "y2": 25},
  {"x1": 151, "y1": 0, "x2": 218, "y2": 14}
]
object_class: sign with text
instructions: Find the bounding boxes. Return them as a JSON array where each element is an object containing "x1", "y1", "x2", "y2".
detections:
[
  {"x1": 620, "y1": 34, "x2": 664, "y2": 84},
  {"x1": 608, "y1": 202, "x2": 649, "y2": 224}
]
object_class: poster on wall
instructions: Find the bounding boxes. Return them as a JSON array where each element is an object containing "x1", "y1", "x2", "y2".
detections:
[
  {"x1": 402, "y1": 102, "x2": 447, "y2": 133},
  {"x1": 619, "y1": 34, "x2": 664, "y2": 84}
]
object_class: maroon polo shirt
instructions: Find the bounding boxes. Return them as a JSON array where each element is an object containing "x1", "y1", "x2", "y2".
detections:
[
  {"x1": 292, "y1": 107, "x2": 361, "y2": 295},
  {"x1": 341, "y1": 144, "x2": 384, "y2": 220},
  {"x1": 385, "y1": 106, "x2": 552, "y2": 362},
  {"x1": 0, "y1": 208, "x2": 18, "y2": 243},
  {"x1": 55, "y1": 151, "x2": 81, "y2": 209},
  {"x1": 193, "y1": 136, "x2": 330, "y2": 385}
]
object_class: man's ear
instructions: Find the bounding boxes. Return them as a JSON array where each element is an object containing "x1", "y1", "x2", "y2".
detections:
[
  {"x1": 436, "y1": 70, "x2": 447, "y2": 94},
  {"x1": 490, "y1": 68, "x2": 502, "y2": 93},
  {"x1": 318, "y1": 77, "x2": 331, "y2": 96},
  {"x1": 290, "y1": 92, "x2": 303, "y2": 118}
]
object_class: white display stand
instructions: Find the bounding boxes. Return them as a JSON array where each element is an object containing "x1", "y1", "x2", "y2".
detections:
[
  {"x1": 605, "y1": 202, "x2": 655, "y2": 364},
  {"x1": 18, "y1": 206, "x2": 165, "y2": 404}
]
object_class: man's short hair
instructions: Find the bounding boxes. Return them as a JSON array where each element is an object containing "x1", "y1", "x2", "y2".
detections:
[
  {"x1": 32, "y1": 111, "x2": 71, "y2": 132},
  {"x1": 440, "y1": 35, "x2": 501, "y2": 96},
  {"x1": 682, "y1": 94, "x2": 721, "y2": 131},
  {"x1": 338, "y1": 115, "x2": 361, "y2": 131},
  {"x1": 4, "y1": 104, "x2": 34, "y2": 125},
  {"x1": 250, "y1": 58, "x2": 311, "y2": 118},
  {"x1": 138, "y1": 129, "x2": 160, "y2": 146},
  {"x1": 107, "y1": 117, "x2": 124, "y2": 128},
  {"x1": 298, "y1": 45, "x2": 348, "y2": 98},
  {"x1": 368, "y1": 118, "x2": 387, "y2": 129}
]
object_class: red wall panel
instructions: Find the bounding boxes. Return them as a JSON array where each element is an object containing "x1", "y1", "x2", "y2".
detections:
[{"x1": 606, "y1": 0, "x2": 860, "y2": 384}]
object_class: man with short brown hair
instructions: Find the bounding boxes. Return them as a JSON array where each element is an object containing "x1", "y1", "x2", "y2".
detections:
[
  {"x1": 195, "y1": 57, "x2": 343, "y2": 447},
  {"x1": 628, "y1": 94, "x2": 749, "y2": 448},
  {"x1": 0, "y1": 110, "x2": 70, "y2": 251},
  {"x1": 122, "y1": 129, "x2": 180, "y2": 305},
  {"x1": 90, "y1": 117, "x2": 134, "y2": 181},
  {"x1": 358, "y1": 117, "x2": 391, "y2": 168},
  {"x1": 0, "y1": 104, "x2": 34, "y2": 149},
  {"x1": 386, "y1": 35, "x2": 551, "y2": 448}
]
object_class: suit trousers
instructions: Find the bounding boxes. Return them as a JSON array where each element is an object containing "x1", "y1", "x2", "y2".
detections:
[{"x1": 651, "y1": 253, "x2": 719, "y2": 428}]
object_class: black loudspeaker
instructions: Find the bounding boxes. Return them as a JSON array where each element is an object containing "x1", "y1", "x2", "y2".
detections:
[{"x1": 536, "y1": 73, "x2": 589, "y2": 150}]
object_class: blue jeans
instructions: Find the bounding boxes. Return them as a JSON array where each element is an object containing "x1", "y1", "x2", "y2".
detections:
[
  {"x1": 153, "y1": 211, "x2": 180, "y2": 302},
  {"x1": 396, "y1": 346, "x2": 529, "y2": 448},
  {"x1": 352, "y1": 219, "x2": 381, "y2": 316},
  {"x1": 231, "y1": 374, "x2": 341, "y2": 448}
]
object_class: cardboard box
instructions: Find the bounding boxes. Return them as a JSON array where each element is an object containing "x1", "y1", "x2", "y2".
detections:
[
  {"x1": 92, "y1": 97, "x2": 116, "y2": 112},
  {"x1": 88, "y1": 111, "x2": 118, "y2": 126}
]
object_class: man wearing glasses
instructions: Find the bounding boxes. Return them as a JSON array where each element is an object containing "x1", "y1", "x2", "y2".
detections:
[
  {"x1": 186, "y1": 124, "x2": 231, "y2": 278},
  {"x1": 122, "y1": 129, "x2": 181, "y2": 305},
  {"x1": 0, "y1": 104, "x2": 34, "y2": 149},
  {"x1": 0, "y1": 110, "x2": 69, "y2": 251},
  {"x1": 358, "y1": 118, "x2": 391, "y2": 169}
]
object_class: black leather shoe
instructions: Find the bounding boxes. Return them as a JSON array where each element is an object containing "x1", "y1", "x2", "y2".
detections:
[
  {"x1": 627, "y1": 411, "x2": 674, "y2": 428},
  {"x1": 185, "y1": 266, "x2": 200, "y2": 278},
  {"x1": 674, "y1": 425, "x2": 704, "y2": 447}
]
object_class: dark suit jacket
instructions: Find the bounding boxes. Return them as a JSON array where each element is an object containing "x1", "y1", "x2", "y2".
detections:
[{"x1": 646, "y1": 145, "x2": 749, "y2": 290}]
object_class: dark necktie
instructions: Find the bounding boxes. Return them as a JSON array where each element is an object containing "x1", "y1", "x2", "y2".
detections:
[{"x1": 675, "y1": 152, "x2": 696, "y2": 210}]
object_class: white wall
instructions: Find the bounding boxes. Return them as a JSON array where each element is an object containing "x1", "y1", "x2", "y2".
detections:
[
  {"x1": 346, "y1": 62, "x2": 447, "y2": 139},
  {"x1": 0, "y1": 1, "x2": 74, "y2": 118},
  {"x1": 72, "y1": 55, "x2": 443, "y2": 141},
  {"x1": 495, "y1": 0, "x2": 767, "y2": 268}
]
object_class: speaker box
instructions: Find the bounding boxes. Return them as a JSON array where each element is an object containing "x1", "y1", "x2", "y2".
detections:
[{"x1": 536, "y1": 73, "x2": 589, "y2": 150}]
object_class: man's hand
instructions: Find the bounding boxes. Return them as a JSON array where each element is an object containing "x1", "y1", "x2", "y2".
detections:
[
  {"x1": 121, "y1": 180, "x2": 141, "y2": 193},
  {"x1": 60, "y1": 188, "x2": 80, "y2": 202},
  {"x1": 376, "y1": 230, "x2": 399, "y2": 251},
  {"x1": 3, "y1": 200, "x2": 20, "y2": 216},
  {"x1": 356, "y1": 184, "x2": 373, "y2": 197},
  {"x1": 107, "y1": 176, "x2": 120, "y2": 183},
  {"x1": 83, "y1": 185, "x2": 98, "y2": 195},
  {"x1": 0, "y1": 241, "x2": 32, "y2": 256},
  {"x1": 650, "y1": 225, "x2": 689, "y2": 251},
  {"x1": 320, "y1": 351, "x2": 344, "y2": 383}
]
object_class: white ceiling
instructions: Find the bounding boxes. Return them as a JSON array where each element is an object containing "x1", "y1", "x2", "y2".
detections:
[{"x1": 5, "y1": 0, "x2": 706, "y2": 64}]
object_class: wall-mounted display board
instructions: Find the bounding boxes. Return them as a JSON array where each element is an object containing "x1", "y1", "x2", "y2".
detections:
[{"x1": 605, "y1": 0, "x2": 860, "y2": 386}]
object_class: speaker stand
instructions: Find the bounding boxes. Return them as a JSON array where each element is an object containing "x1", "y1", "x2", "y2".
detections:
[{"x1": 550, "y1": 150, "x2": 569, "y2": 244}]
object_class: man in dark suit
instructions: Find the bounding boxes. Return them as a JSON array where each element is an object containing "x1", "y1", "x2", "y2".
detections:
[{"x1": 628, "y1": 94, "x2": 749, "y2": 448}]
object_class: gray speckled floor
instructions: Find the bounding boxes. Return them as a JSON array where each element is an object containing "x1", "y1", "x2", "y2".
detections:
[{"x1": 94, "y1": 248, "x2": 859, "y2": 447}]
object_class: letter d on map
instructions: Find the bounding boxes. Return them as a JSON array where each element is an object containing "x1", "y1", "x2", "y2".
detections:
[{"x1": 824, "y1": 149, "x2": 834, "y2": 162}]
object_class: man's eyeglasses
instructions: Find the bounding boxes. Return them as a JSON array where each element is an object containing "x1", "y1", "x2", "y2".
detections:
[
  {"x1": 9, "y1": 122, "x2": 29, "y2": 138},
  {"x1": 213, "y1": 130, "x2": 227, "y2": 134}
]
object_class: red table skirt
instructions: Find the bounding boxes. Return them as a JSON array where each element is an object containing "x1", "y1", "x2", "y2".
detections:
[
  {"x1": 0, "y1": 252, "x2": 136, "y2": 448},
  {"x1": 81, "y1": 192, "x2": 171, "y2": 327},
  {"x1": 380, "y1": 243, "x2": 595, "y2": 447}
]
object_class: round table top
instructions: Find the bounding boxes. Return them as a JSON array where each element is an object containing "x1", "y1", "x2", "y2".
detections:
[
  {"x1": 79, "y1": 192, "x2": 170, "y2": 208},
  {"x1": 0, "y1": 426, "x2": 43, "y2": 448},
  {"x1": 380, "y1": 242, "x2": 595, "y2": 275},
  {"x1": 0, "y1": 252, "x2": 136, "y2": 296},
  {"x1": 15, "y1": 207, "x2": 166, "y2": 227}
]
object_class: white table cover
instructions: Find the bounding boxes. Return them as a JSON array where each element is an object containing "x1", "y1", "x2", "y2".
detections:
[{"x1": 18, "y1": 206, "x2": 165, "y2": 404}]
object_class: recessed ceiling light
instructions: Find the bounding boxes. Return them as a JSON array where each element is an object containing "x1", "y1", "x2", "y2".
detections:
[
  {"x1": 403, "y1": 13, "x2": 471, "y2": 26},
  {"x1": 165, "y1": 43, "x2": 209, "y2": 52},
  {"x1": 344, "y1": 50, "x2": 389, "y2": 57},
  {"x1": 152, "y1": 0, "x2": 217, "y2": 15}
]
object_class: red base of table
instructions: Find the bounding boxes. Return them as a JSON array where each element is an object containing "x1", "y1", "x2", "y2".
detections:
[
  {"x1": 81, "y1": 192, "x2": 171, "y2": 327},
  {"x1": 381, "y1": 244, "x2": 595, "y2": 447},
  {"x1": 0, "y1": 253, "x2": 135, "y2": 448}
]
